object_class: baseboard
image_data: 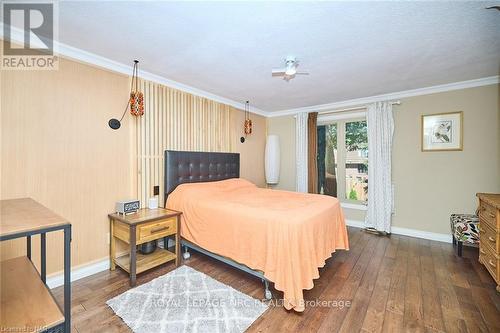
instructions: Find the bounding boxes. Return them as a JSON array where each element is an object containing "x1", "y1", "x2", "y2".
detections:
[
  {"x1": 46, "y1": 239, "x2": 177, "y2": 289},
  {"x1": 345, "y1": 219, "x2": 366, "y2": 229},
  {"x1": 46, "y1": 257, "x2": 110, "y2": 289},
  {"x1": 345, "y1": 219, "x2": 452, "y2": 243}
]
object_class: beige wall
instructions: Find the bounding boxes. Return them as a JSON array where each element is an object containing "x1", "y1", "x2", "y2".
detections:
[
  {"x1": 231, "y1": 110, "x2": 267, "y2": 188},
  {"x1": 1, "y1": 57, "x2": 266, "y2": 275},
  {"x1": 1, "y1": 58, "x2": 133, "y2": 274},
  {"x1": 392, "y1": 84, "x2": 499, "y2": 234},
  {"x1": 267, "y1": 84, "x2": 500, "y2": 235}
]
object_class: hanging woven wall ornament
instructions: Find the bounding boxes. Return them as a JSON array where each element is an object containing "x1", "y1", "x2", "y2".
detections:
[
  {"x1": 129, "y1": 60, "x2": 144, "y2": 117},
  {"x1": 108, "y1": 59, "x2": 145, "y2": 130},
  {"x1": 240, "y1": 101, "x2": 252, "y2": 143}
]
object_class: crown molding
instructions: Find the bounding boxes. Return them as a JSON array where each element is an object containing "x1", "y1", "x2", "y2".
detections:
[
  {"x1": 0, "y1": 25, "x2": 269, "y2": 117},
  {"x1": 268, "y1": 75, "x2": 500, "y2": 117},
  {"x1": 57, "y1": 42, "x2": 268, "y2": 117},
  {"x1": 2, "y1": 25, "x2": 497, "y2": 119}
]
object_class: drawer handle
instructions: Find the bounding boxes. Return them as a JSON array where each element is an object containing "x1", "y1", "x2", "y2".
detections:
[
  {"x1": 488, "y1": 213, "x2": 495, "y2": 218},
  {"x1": 488, "y1": 260, "x2": 496, "y2": 268},
  {"x1": 479, "y1": 228, "x2": 485, "y2": 233},
  {"x1": 488, "y1": 236, "x2": 495, "y2": 243},
  {"x1": 480, "y1": 248, "x2": 486, "y2": 254},
  {"x1": 151, "y1": 226, "x2": 169, "y2": 233}
]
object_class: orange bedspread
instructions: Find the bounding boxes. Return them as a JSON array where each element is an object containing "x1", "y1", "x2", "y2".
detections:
[{"x1": 166, "y1": 178, "x2": 349, "y2": 312}]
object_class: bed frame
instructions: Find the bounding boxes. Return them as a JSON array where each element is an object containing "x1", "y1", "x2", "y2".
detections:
[{"x1": 164, "y1": 150, "x2": 272, "y2": 300}]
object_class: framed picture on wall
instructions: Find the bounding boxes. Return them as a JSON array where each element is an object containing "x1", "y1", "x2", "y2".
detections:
[{"x1": 421, "y1": 111, "x2": 463, "y2": 152}]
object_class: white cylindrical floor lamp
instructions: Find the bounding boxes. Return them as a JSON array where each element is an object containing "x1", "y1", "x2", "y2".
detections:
[{"x1": 265, "y1": 135, "x2": 280, "y2": 185}]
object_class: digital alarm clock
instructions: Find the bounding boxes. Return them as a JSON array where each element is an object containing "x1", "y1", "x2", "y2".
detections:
[{"x1": 116, "y1": 200, "x2": 140, "y2": 215}]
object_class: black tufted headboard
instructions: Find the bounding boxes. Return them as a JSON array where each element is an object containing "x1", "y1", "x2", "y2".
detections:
[{"x1": 164, "y1": 150, "x2": 240, "y2": 204}]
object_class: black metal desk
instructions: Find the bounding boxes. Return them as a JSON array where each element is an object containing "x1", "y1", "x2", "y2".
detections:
[{"x1": 0, "y1": 198, "x2": 71, "y2": 333}]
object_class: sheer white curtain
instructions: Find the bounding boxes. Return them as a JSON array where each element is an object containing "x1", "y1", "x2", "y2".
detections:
[
  {"x1": 365, "y1": 101, "x2": 394, "y2": 233},
  {"x1": 295, "y1": 113, "x2": 308, "y2": 192}
]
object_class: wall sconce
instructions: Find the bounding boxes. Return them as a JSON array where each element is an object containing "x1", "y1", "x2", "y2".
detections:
[
  {"x1": 240, "y1": 101, "x2": 252, "y2": 143},
  {"x1": 109, "y1": 60, "x2": 145, "y2": 130}
]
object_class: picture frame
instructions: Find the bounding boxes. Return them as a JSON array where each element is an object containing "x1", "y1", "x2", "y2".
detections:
[{"x1": 421, "y1": 111, "x2": 463, "y2": 152}]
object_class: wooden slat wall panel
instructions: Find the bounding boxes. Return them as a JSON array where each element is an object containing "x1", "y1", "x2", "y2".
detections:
[
  {"x1": 135, "y1": 79, "x2": 232, "y2": 207},
  {"x1": 1, "y1": 57, "x2": 265, "y2": 275}
]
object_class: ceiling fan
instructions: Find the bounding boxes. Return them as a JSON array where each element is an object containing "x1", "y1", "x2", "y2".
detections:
[{"x1": 272, "y1": 56, "x2": 309, "y2": 81}]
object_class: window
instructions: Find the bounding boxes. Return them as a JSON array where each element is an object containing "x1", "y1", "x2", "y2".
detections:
[
  {"x1": 345, "y1": 120, "x2": 368, "y2": 202},
  {"x1": 317, "y1": 118, "x2": 368, "y2": 204}
]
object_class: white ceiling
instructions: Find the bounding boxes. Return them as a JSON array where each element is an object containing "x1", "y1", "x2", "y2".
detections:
[{"x1": 55, "y1": 1, "x2": 500, "y2": 112}]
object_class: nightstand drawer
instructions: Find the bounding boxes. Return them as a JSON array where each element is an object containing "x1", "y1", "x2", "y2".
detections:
[{"x1": 138, "y1": 218, "x2": 176, "y2": 243}]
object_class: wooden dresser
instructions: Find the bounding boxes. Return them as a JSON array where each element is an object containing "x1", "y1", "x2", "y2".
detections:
[{"x1": 477, "y1": 193, "x2": 500, "y2": 292}]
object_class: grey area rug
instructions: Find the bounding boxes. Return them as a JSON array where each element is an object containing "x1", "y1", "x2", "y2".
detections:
[{"x1": 107, "y1": 265, "x2": 268, "y2": 333}]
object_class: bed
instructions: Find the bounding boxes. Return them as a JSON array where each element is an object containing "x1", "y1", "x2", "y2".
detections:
[{"x1": 164, "y1": 150, "x2": 349, "y2": 312}]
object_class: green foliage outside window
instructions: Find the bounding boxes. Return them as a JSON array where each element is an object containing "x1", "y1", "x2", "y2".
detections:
[
  {"x1": 345, "y1": 121, "x2": 367, "y2": 152},
  {"x1": 348, "y1": 188, "x2": 358, "y2": 200}
]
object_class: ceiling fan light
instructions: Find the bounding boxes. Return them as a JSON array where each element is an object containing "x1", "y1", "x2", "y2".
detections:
[{"x1": 285, "y1": 67, "x2": 296, "y2": 76}]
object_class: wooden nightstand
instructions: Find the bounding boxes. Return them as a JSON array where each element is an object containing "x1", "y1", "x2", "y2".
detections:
[{"x1": 108, "y1": 208, "x2": 182, "y2": 286}]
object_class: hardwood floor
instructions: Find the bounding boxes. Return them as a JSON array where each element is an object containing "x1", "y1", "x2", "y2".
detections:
[{"x1": 52, "y1": 227, "x2": 500, "y2": 332}]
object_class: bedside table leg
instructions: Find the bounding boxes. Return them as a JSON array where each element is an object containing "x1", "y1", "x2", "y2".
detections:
[
  {"x1": 175, "y1": 217, "x2": 180, "y2": 267},
  {"x1": 110, "y1": 219, "x2": 116, "y2": 271},
  {"x1": 130, "y1": 225, "x2": 137, "y2": 286}
]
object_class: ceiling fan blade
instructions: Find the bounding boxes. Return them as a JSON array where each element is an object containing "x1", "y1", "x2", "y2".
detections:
[
  {"x1": 272, "y1": 68, "x2": 286, "y2": 74},
  {"x1": 296, "y1": 71, "x2": 310, "y2": 75}
]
